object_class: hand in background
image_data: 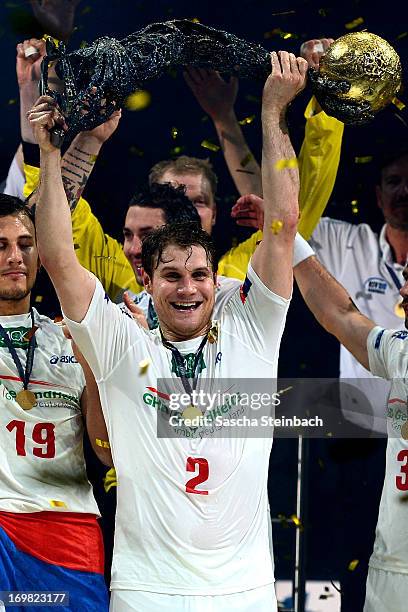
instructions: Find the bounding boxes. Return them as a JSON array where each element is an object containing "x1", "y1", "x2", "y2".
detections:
[
  {"x1": 29, "y1": 0, "x2": 82, "y2": 41},
  {"x1": 184, "y1": 67, "x2": 238, "y2": 122}
]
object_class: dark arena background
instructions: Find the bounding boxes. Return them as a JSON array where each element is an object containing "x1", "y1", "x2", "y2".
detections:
[{"x1": 0, "y1": 1, "x2": 407, "y2": 610}]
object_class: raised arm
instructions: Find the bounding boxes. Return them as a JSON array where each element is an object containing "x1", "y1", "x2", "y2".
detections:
[
  {"x1": 184, "y1": 67, "x2": 262, "y2": 196},
  {"x1": 251, "y1": 51, "x2": 307, "y2": 297},
  {"x1": 29, "y1": 95, "x2": 95, "y2": 321},
  {"x1": 294, "y1": 256, "x2": 375, "y2": 369}
]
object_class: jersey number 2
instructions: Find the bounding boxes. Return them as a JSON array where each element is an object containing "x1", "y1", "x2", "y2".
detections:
[
  {"x1": 396, "y1": 449, "x2": 408, "y2": 491},
  {"x1": 185, "y1": 457, "x2": 209, "y2": 495},
  {"x1": 6, "y1": 420, "x2": 56, "y2": 459}
]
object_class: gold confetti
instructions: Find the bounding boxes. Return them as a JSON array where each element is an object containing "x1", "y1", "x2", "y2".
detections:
[
  {"x1": 170, "y1": 146, "x2": 185, "y2": 156},
  {"x1": 96, "y1": 438, "x2": 110, "y2": 449},
  {"x1": 89, "y1": 154, "x2": 98, "y2": 163},
  {"x1": 171, "y1": 126, "x2": 179, "y2": 139},
  {"x1": 8, "y1": 99, "x2": 17, "y2": 105},
  {"x1": 345, "y1": 17, "x2": 364, "y2": 30},
  {"x1": 277, "y1": 386, "x2": 293, "y2": 396},
  {"x1": 392, "y1": 97, "x2": 406, "y2": 111},
  {"x1": 264, "y1": 28, "x2": 297, "y2": 40},
  {"x1": 240, "y1": 152, "x2": 254, "y2": 167},
  {"x1": 139, "y1": 358, "x2": 150, "y2": 374},
  {"x1": 191, "y1": 17, "x2": 200, "y2": 23},
  {"x1": 103, "y1": 468, "x2": 117, "y2": 493},
  {"x1": 34, "y1": 295, "x2": 43, "y2": 303},
  {"x1": 125, "y1": 90, "x2": 151, "y2": 111},
  {"x1": 290, "y1": 514, "x2": 302, "y2": 528},
  {"x1": 354, "y1": 156, "x2": 373, "y2": 164},
  {"x1": 270, "y1": 220, "x2": 283, "y2": 234},
  {"x1": 129, "y1": 145, "x2": 144, "y2": 157},
  {"x1": 201, "y1": 140, "x2": 220, "y2": 152},
  {"x1": 396, "y1": 32, "x2": 408, "y2": 40},
  {"x1": 275, "y1": 158, "x2": 298, "y2": 170},
  {"x1": 50, "y1": 500, "x2": 67, "y2": 508},
  {"x1": 348, "y1": 559, "x2": 359, "y2": 571},
  {"x1": 238, "y1": 114, "x2": 256, "y2": 126}
]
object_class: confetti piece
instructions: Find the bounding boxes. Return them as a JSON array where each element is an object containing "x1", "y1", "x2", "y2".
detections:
[
  {"x1": 275, "y1": 158, "x2": 298, "y2": 170},
  {"x1": 290, "y1": 514, "x2": 302, "y2": 527},
  {"x1": 392, "y1": 97, "x2": 406, "y2": 111},
  {"x1": 191, "y1": 17, "x2": 200, "y2": 23},
  {"x1": 277, "y1": 386, "x2": 293, "y2": 396},
  {"x1": 139, "y1": 358, "x2": 150, "y2": 374},
  {"x1": 345, "y1": 17, "x2": 364, "y2": 30},
  {"x1": 238, "y1": 114, "x2": 256, "y2": 126},
  {"x1": 201, "y1": 140, "x2": 220, "y2": 152},
  {"x1": 354, "y1": 156, "x2": 373, "y2": 164},
  {"x1": 50, "y1": 500, "x2": 67, "y2": 508},
  {"x1": 170, "y1": 146, "x2": 185, "y2": 156},
  {"x1": 8, "y1": 99, "x2": 17, "y2": 105},
  {"x1": 129, "y1": 145, "x2": 144, "y2": 157},
  {"x1": 396, "y1": 32, "x2": 408, "y2": 40},
  {"x1": 271, "y1": 9, "x2": 295, "y2": 16},
  {"x1": 89, "y1": 154, "x2": 98, "y2": 163},
  {"x1": 270, "y1": 220, "x2": 284, "y2": 234},
  {"x1": 34, "y1": 295, "x2": 43, "y2": 303},
  {"x1": 240, "y1": 152, "x2": 254, "y2": 167},
  {"x1": 264, "y1": 28, "x2": 297, "y2": 40},
  {"x1": 171, "y1": 126, "x2": 179, "y2": 139},
  {"x1": 125, "y1": 90, "x2": 151, "y2": 111},
  {"x1": 103, "y1": 468, "x2": 117, "y2": 493},
  {"x1": 79, "y1": 40, "x2": 88, "y2": 48},
  {"x1": 96, "y1": 438, "x2": 111, "y2": 449},
  {"x1": 348, "y1": 559, "x2": 359, "y2": 571}
]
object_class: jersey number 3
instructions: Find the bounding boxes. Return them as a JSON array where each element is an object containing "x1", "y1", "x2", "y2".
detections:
[
  {"x1": 396, "y1": 449, "x2": 408, "y2": 491},
  {"x1": 185, "y1": 457, "x2": 209, "y2": 495},
  {"x1": 6, "y1": 420, "x2": 56, "y2": 459}
]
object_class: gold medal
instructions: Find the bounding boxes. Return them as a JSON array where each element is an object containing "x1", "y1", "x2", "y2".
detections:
[
  {"x1": 401, "y1": 422, "x2": 408, "y2": 440},
  {"x1": 395, "y1": 300, "x2": 405, "y2": 319},
  {"x1": 182, "y1": 405, "x2": 203, "y2": 420},
  {"x1": 16, "y1": 389, "x2": 36, "y2": 410}
]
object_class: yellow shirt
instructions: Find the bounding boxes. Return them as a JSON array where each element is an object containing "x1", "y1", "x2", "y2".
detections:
[
  {"x1": 24, "y1": 166, "x2": 142, "y2": 302},
  {"x1": 217, "y1": 98, "x2": 344, "y2": 280}
]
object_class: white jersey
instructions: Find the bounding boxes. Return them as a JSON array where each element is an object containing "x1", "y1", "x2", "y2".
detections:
[
  {"x1": 0, "y1": 309, "x2": 99, "y2": 515},
  {"x1": 310, "y1": 219, "x2": 404, "y2": 432},
  {"x1": 367, "y1": 326, "x2": 408, "y2": 573},
  {"x1": 120, "y1": 275, "x2": 241, "y2": 329},
  {"x1": 65, "y1": 263, "x2": 290, "y2": 595}
]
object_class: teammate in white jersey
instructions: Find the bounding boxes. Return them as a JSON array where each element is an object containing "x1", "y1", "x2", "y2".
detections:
[
  {"x1": 293, "y1": 248, "x2": 408, "y2": 611},
  {"x1": 31, "y1": 50, "x2": 307, "y2": 611},
  {"x1": 0, "y1": 194, "x2": 109, "y2": 610}
]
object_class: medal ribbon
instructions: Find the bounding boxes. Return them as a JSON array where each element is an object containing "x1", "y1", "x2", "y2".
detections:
[
  {"x1": 0, "y1": 309, "x2": 37, "y2": 392},
  {"x1": 384, "y1": 262, "x2": 402, "y2": 291},
  {"x1": 161, "y1": 332, "x2": 208, "y2": 401}
]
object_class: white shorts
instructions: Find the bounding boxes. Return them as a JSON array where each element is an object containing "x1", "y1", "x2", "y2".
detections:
[
  {"x1": 110, "y1": 584, "x2": 277, "y2": 612},
  {"x1": 364, "y1": 566, "x2": 408, "y2": 612}
]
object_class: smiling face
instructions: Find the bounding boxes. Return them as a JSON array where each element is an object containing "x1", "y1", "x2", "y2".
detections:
[
  {"x1": 123, "y1": 206, "x2": 166, "y2": 283},
  {"x1": 0, "y1": 213, "x2": 38, "y2": 314},
  {"x1": 159, "y1": 170, "x2": 216, "y2": 235},
  {"x1": 377, "y1": 154, "x2": 408, "y2": 230},
  {"x1": 143, "y1": 243, "x2": 216, "y2": 341}
]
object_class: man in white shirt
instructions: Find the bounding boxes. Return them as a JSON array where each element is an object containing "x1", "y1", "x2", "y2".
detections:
[{"x1": 30, "y1": 51, "x2": 307, "y2": 611}]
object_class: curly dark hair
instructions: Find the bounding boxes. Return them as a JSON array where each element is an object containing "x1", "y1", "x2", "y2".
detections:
[
  {"x1": 0, "y1": 194, "x2": 35, "y2": 225},
  {"x1": 141, "y1": 222, "x2": 217, "y2": 278},
  {"x1": 129, "y1": 182, "x2": 201, "y2": 226}
]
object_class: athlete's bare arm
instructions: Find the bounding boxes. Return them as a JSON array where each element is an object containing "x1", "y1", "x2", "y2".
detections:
[
  {"x1": 294, "y1": 255, "x2": 375, "y2": 369},
  {"x1": 251, "y1": 51, "x2": 307, "y2": 298},
  {"x1": 29, "y1": 96, "x2": 95, "y2": 322}
]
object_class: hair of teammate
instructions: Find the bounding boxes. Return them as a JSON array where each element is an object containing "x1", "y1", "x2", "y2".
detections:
[
  {"x1": 0, "y1": 193, "x2": 35, "y2": 225},
  {"x1": 129, "y1": 182, "x2": 201, "y2": 225},
  {"x1": 148, "y1": 156, "x2": 218, "y2": 198},
  {"x1": 141, "y1": 222, "x2": 217, "y2": 278}
]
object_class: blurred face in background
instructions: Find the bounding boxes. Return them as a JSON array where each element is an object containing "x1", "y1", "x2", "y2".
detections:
[
  {"x1": 123, "y1": 206, "x2": 165, "y2": 284},
  {"x1": 377, "y1": 154, "x2": 408, "y2": 230}
]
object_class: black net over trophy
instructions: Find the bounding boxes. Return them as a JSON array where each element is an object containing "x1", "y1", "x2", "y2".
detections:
[{"x1": 38, "y1": 20, "x2": 402, "y2": 146}]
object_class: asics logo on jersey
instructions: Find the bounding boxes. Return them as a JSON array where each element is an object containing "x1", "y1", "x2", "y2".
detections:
[
  {"x1": 391, "y1": 331, "x2": 408, "y2": 340},
  {"x1": 49, "y1": 355, "x2": 78, "y2": 364}
]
